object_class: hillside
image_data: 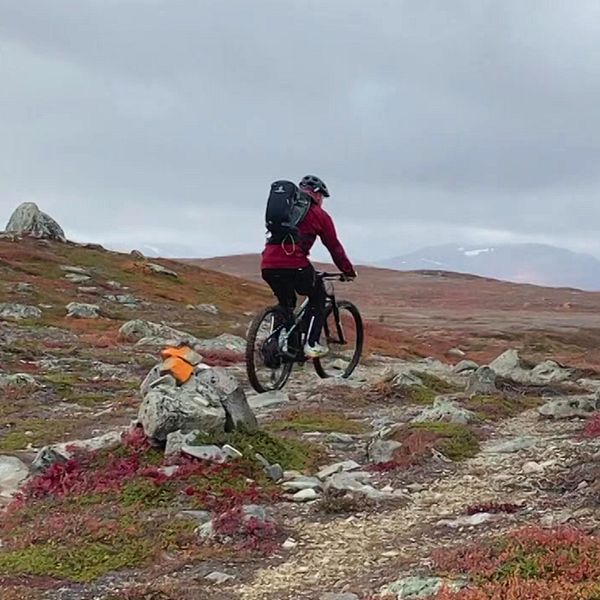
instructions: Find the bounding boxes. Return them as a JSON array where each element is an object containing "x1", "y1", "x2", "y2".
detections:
[
  {"x1": 378, "y1": 243, "x2": 600, "y2": 291},
  {"x1": 1, "y1": 237, "x2": 600, "y2": 600},
  {"x1": 0, "y1": 238, "x2": 271, "y2": 451},
  {"x1": 189, "y1": 254, "x2": 600, "y2": 370}
]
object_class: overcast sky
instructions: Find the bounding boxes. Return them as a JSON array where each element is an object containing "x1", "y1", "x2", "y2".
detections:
[{"x1": 1, "y1": 1, "x2": 600, "y2": 261}]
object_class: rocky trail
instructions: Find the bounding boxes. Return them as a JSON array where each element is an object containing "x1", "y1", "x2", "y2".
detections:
[{"x1": 1, "y1": 214, "x2": 600, "y2": 600}]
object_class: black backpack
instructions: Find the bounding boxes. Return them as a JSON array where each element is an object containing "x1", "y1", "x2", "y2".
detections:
[{"x1": 265, "y1": 180, "x2": 311, "y2": 245}]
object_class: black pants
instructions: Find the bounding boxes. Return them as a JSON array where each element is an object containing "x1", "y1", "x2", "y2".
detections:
[{"x1": 262, "y1": 266, "x2": 326, "y2": 346}]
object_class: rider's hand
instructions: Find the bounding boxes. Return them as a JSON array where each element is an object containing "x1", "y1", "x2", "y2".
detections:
[{"x1": 341, "y1": 269, "x2": 357, "y2": 281}]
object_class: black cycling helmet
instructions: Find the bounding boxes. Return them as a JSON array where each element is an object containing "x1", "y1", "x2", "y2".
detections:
[{"x1": 299, "y1": 175, "x2": 330, "y2": 197}]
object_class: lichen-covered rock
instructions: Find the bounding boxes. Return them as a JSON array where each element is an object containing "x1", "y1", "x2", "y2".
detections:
[
  {"x1": 367, "y1": 438, "x2": 403, "y2": 463},
  {"x1": 66, "y1": 302, "x2": 100, "y2": 319},
  {"x1": 0, "y1": 303, "x2": 42, "y2": 321},
  {"x1": 5, "y1": 202, "x2": 66, "y2": 241},
  {"x1": 196, "y1": 333, "x2": 246, "y2": 353},
  {"x1": 195, "y1": 367, "x2": 257, "y2": 432},
  {"x1": 0, "y1": 373, "x2": 36, "y2": 388},
  {"x1": 465, "y1": 366, "x2": 497, "y2": 396},
  {"x1": 138, "y1": 380, "x2": 226, "y2": 442},
  {"x1": 0, "y1": 456, "x2": 29, "y2": 499},
  {"x1": 137, "y1": 365, "x2": 257, "y2": 442},
  {"x1": 412, "y1": 396, "x2": 476, "y2": 425},
  {"x1": 119, "y1": 319, "x2": 200, "y2": 347},
  {"x1": 147, "y1": 262, "x2": 178, "y2": 278},
  {"x1": 538, "y1": 395, "x2": 600, "y2": 419},
  {"x1": 453, "y1": 360, "x2": 479, "y2": 374}
]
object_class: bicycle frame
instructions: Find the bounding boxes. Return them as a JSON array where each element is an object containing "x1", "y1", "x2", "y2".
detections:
[{"x1": 264, "y1": 274, "x2": 348, "y2": 363}]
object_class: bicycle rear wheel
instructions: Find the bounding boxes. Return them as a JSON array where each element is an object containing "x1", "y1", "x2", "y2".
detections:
[
  {"x1": 313, "y1": 300, "x2": 363, "y2": 379},
  {"x1": 246, "y1": 306, "x2": 293, "y2": 393}
]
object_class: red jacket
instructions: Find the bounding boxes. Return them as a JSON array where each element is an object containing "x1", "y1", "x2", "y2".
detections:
[{"x1": 261, "y1": 201, "x2": 354, "y2": 272}]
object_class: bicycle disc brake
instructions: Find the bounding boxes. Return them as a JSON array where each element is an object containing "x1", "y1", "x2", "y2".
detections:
[{"x1": 261, "y1": 335, "x2": 283, "y2": 369}]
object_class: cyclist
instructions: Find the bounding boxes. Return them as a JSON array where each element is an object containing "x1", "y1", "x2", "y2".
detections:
[{"x1": 261, "y1": 175, "x2": 357, "y2": 358}]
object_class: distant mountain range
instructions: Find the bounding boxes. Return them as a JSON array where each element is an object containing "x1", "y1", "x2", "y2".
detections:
[{"x1": 377, "y1": 243, "x2": 600, "y2": 290}]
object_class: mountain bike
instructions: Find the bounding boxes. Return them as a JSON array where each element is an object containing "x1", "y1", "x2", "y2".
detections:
[{"x1": 245, "y1": 272, "x2": 364, "y2": 393}]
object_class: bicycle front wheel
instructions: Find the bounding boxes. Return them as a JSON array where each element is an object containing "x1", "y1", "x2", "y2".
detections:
[
  {"x1": 246, "y1": 306, "x2": 293, "y2": 393},
  {"x1": 313, "y1": 300, "x2": 363, "y2": 379}
]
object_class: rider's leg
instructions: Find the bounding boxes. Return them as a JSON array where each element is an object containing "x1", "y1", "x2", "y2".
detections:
[
  {"x1": 261, "y1": 269, "x2": 296, "y2": 321},
  {"x1": 294, "y1": 266, "x2": 327, "y2": 353}
]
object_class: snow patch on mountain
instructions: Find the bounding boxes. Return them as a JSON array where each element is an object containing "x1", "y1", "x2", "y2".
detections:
[{"x1": 463, "y1": 247, "x2": 494, "y2": 257}]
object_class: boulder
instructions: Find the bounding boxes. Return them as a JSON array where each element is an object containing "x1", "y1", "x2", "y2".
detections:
[
  {"x1": 64, "y1": 273, "x2": 91, "y2": 284},
  {"x1": 317, "y1": 460, "x2": 361, "y2": 480},
  {"x1": 485, "y1": 437, "x2": 536, "y2": 454},
  {"x1": 281, "y1": 476, "x2": 322, "y2": 492},
  {"x1": 66, "y1": 302, "x2": 100, "y2": 319},
  {"x1": 530, "y1": 360, "x2": 573, "y2": 384},
  {"x1": 453, "y1": 360, "x2": 479, "y2": 375},
  {"x1": 13, "y1": 282, "x2": 34, "y2": 294},
  {"x1": 247, "y1": 390, "x2": 290, "y2": 411},
  {"x1": 60, "y1": 265, "x2": 90, "y2": 276},
  {"x1": 195, "y1": 367, "x2": 257, "y2": 432},
  {"x1": 196, "y1": 333, "x2": 246, "y2": 353},
  {"x1": 31, "y1": 447, "x2": 69, "y2": 473},
  {"x1": 0, "y1": 303, "x2": 42, "y2": 321},
  {"x1": 465, "y1": 366, "x2": 497, "y2": 396},
  {"x1": 538, "y1": 395, "x2": 600, "y2": 419},
  {"x1": 384, "y1": 576, "x2": 463, "y2": 599},
  {"x1": 182, "y1": 444, "x2": 227, "y2": 462},
  {"x1": 437, "y1": 512, "x2": 498, "y2": 528},
  {"x1": 138, "y1": 380, "x2": 226, "y2": 442},
  {"x1": 0, "y1": 456, "x2": 29, "y2": 499},
  {"x1": 197, "y1": 303, "x2": 219, "y2": 315},
  {"x1": 119, "y1": 319, "x2": 201, "y2": 347},
  {"x1": 367, "y1": 439, "x2": 403, "y2": 463},
  {"x1": 292, "y1": 488, "x2": 319, "y2": 502},
  {"x1": 392, "y1": 371, "x2": 423, "y2": 389},
  {"x1": 164, "y1": 429, "x2": 201, "y2": 456},
  {"x1": 147, "y1": 263, "x2": 178, "y2": 278},
  {"x1": 137, "y1": 365, "x2": 256, "y2": 442},
  {"x1": 105, "y1": 293, "x2": 137, "y2": 306},
  {"x1": 412, "y1": 397, "x2": 476, "y2": 425},
  {"x1": 324, "y1": 472, "x2": 398, "y2": 501},
  {"x1": 130, "y1": 249, "x2": 145, "y2": 260},
  {"x1": 0, "y1": 373, "x2": 36, "y2": 388},
  {"x1": 489, "y1": 349, "x2": 573, "y2": 385},
  {"x1": 489, "y1": 349, "x2": 522, "y2": 377},
  {"x1": 205, "y1": 571, "x2": 235, "y2": 585},
  {"x1": 447, "y1": 347, "x2": 466, "y2": 358},
  {"x1": 5, "y1": 202, "x2": 66, "y2": 241}
]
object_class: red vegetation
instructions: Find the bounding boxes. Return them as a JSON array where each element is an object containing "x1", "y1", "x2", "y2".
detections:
[
  {"x1": 16, "y1": 428, "x2": 276, "y2": 513},
  {"x1": 211, "y1": 506, "x2": 283, "y2": 553},
  {"x1": 200, "y1": 348, "x2": 245, "y2": 367},
  {"x1": 582, "y1": 412, "x2": 600, "y2": 438},
  {"x1": 432, "y1": 527, "x2": 600, "y2": 599}
]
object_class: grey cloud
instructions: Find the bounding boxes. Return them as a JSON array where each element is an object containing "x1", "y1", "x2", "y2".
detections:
[{"x1": 1, "y1": 0, "x2": 600, "y2": 260}]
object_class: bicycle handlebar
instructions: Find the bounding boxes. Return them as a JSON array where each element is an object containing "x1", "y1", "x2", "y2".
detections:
[{"x1": 317, "y1": 271, "x2": 354, "y2": 281}]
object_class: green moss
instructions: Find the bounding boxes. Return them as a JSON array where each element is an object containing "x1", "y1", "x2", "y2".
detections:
[
  {"x1": 0, "y1": 538, "x2": 153, "y2": 582},
  {"x1": 43, "y1": 373, "x2": 80, "y2": 386},
  {"x1": 413, "y1": 371, "x2": 460, "y2": 394},
  {"x1": 466, "y1": 395, "x2": 543, "y2": 422},
  {"x1": 120, "y1": 479, "x2": 176, "y2": 508},
  {"x1": 409, "y1": 422, "x2": 480, "y2": 461},
  {"x1": 405, "y1": 385, "x2": 437, "y2": 405},
  {"x1": 0, "y1": 418, "x2": 75, "y2": 451},
  {"x1": 267, "y1": 410, "x2": 366, "y2": 434},
  {"x1": 195, "y1": 428, "x2": 319, "y2": 471}
]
